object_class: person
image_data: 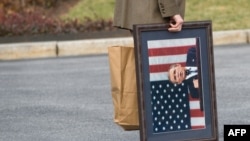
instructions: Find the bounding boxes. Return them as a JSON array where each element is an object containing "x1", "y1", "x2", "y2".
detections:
[
  {"x1": 113, "y1": 0, "x2": 186, "y2": 32},
  {"x1": 168, "y1": 47, "x2": 199, "y2": 98}
]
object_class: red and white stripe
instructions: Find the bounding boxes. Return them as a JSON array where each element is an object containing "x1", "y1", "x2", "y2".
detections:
[
  {"x1": 189, "y1": 95, "x2": 205, "y2": 129},
  {"x1": 147, "y1": 38, "x2": 197, "y2": 82}
]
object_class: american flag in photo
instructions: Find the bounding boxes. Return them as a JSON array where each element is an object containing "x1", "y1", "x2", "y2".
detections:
[{"x1": 147, "y1": 38, "x2": 205, "y2": 133}]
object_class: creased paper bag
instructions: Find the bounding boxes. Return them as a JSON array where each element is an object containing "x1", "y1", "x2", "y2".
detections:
[{"x1": 107, "y1": 46, "x2": 139, "y2": 130}]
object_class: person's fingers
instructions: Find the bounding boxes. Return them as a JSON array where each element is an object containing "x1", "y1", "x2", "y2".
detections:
[
  {"x1": 168, "y1": 26, "x2": 181, "y2": 32},
  {"x1": 168, "y1": 23, "x2": 182, "y2": 32},
  {"x1": 168, "y1": 15, "x2": 183, "y2": 32},
  {"x1": 169, "y1": 20, "x2": 180, "y2": 27}
]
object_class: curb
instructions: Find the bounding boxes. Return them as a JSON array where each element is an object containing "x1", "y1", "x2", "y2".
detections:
[
  {"x1": 0, "y1": 41, "x2": 57, "y2": 60},
  {"x1": 0, "y1": 29, "x2": 249, "y2": 60},
  {"x1": 57, "y1": 37, "x2": 133, "y2": 57},
  {"x1": 213, "y1": 29, "x2": 250, "y2": 45}
]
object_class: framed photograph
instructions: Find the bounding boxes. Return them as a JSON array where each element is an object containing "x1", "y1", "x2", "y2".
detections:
[{"x1": 133, "y1": 21, "x2": 218, "y2": 141}]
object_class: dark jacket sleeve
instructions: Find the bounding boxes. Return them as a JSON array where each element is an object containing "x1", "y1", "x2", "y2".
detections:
[
  {"x1": 186, "y1": 75, "x2": 199, "y2": 98},
  {"x1": 186, "y1": 47, "x2": 197, "y2": 67}
]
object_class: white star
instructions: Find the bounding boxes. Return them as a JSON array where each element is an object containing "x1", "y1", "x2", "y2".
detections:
[
  {"x1": 157, "y1": 101, "x2": 160, "y2": 104},
  {"x1": 172, "y1": 99, "x2": 175, "y2": 103},
  {"x1": 168, "y1": 105, "x2": 172, "y2": 109},
  {"x1": 173, "y1": 120, "x2": 176, "y2": 124},
  {"x1": 158, "y1": 121, "x2": 162, "y2": 125},
  {"x1": 180, "y1": 109, "x2": 183, "y2": 113},
  {"x1": 161, "y1": 106, "x2": 164, "y2": 110},
  {"x1": 160, "y1": 95, "x2": 163, "y2": 99},
  {"x1": 170, "y1": 126, "x2": 173, "y2": 130},
  {"x1": 183, "y1": 93, "x2": 186, "y2": 97},
  {"x1": 168, "y1": 95, "x2": 171, "y2": 98},
  {"x1": 179, "y1": 98, "x2": 182, "y2": 102},
  {"x1": 172, "y1": 109, "x2": 176, "y2": 113},
  {"x1": 166, "y1": 121, "x2": 169, "y2": 125},
  {"x1": 176, "y1": 104, "x2": 179, "y2": 108}
]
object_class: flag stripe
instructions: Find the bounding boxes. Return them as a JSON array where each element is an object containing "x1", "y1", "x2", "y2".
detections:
[
  {"x1": 192, "y1": 125, "x2": 205, "y2": 129},
  {"x1": 189, "y1": 100, "x2": 201, "y2": 109},
  {"x1": 190, "y1": 109, "x2": 204, "y2": 117},
  {"x1": 148, "y1": 46, "x2": 194, "y2": 57},
  {"x1": 189, "y1": 95, "x2": 201, "y2": 101},
  {"x1": 149, "y1": 54, "x2": 187, "y2": 66},
  {"x1": 149, "y1": 62, "x2": 186, "y2": 73},
  {"x1": 189, "y1": 95, "x2": 205, "y2": 128},
  {"x1": 191, "y1": 117, "x2": 205, "y2": 127},
  {"x1": 150, "y1": 72, "x2": 168, "y2": 81},
  {"x1": 147, "y1": 38, "x2": 197, "y2": 49}
]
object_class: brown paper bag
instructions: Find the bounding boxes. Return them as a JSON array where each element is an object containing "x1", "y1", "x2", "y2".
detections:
[{"x1": 107, "y1": 46, "x2": 139, "y2": 130}]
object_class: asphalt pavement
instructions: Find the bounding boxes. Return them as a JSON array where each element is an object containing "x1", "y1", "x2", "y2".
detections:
[{"x1": 0, "y1": 43, "x2": 250, "y2": 141}]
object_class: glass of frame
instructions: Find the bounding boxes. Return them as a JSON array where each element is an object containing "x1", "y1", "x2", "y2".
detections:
[{"x1": 133, "y1": 21, "x2": 218, "y2": 141}]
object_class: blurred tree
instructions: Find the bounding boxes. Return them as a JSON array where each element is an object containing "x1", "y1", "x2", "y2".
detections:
[{"x1": 20, "y1": 0, "x2": 26, "y2": 8}]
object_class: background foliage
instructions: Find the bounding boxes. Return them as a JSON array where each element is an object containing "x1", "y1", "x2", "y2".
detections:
[
  {"x1": 0, "y1": 0, "x2": 250, "y2": 37},
  {"x1": 0, "y1": 0, "x2": 114, "y2": 36}
]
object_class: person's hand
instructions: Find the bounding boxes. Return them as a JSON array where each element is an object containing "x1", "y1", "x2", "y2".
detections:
[
  {"x1": 193, "y1": 79, "x2": 199, "y2": 88},
  {"x1": 168, "y1": 14, "x2": 184, "y2": 32}
]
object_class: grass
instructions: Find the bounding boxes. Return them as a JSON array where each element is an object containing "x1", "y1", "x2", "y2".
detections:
[
  {"x1": 62, "y1": 0, "x2": 250, "y2": 31},
  {"x1": 185, "y1": 0, "x2": 250, "y2": 31},
  {"x1": 61, "y1": 0, "x2": 115, "y2": 21}
]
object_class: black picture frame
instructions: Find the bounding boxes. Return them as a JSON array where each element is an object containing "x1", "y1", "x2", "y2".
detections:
[{"x1": 133, "y1": 21, "x2": 218, "y2": 141}]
